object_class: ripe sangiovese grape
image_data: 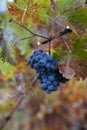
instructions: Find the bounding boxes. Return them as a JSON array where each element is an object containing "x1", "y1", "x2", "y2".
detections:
[{"x1": 28, "y1": 49, "x2": 68, "y2": 94}]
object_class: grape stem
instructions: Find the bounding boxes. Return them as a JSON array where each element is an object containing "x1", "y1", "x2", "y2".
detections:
[
  {"x1": 42, "y1": 28, "x2": 72, "y2": 44},
  {"x1": 49, "y1": 42, "x2": 51, "y2": 55}
]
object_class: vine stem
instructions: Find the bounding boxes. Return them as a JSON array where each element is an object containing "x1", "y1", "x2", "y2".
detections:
[
  {"x1": 14, "y1": 20, "x2": 72, "y2": 53},
  {"x1": 14, "y1": 20, "x2": 72, "y2": 45},
  {"x1": 19, "y1": 36, "x2": 33, "y2": 41},
  {"x1": 14, "y1": 20, "x2": 49, "y2": 39}
]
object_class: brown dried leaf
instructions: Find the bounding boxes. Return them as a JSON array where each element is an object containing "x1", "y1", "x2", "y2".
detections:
[{"x1": 70, "y1": 56, "x2": 87, "y2": 79}]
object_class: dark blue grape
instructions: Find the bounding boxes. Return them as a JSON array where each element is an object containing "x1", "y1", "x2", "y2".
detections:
[
  {"x1": 39, "y1": 60, "x2": 46, "y2": 67},
  {"x1": 56, "y1": 72, "x2": 62, "y2": 81},
  {"x1": 48, "y1": 85, "x2": 54, "y2": 91},
  {"x1": 50, "y1": 64, "x2": 55, "y2": 70},
  {"x1": 33, "y1": 63, "x2": 38, "y2": 69},
  {"x1": 28, "y1": 58, "x2": 31, "y2": 64},
  {"x1": 42, "y1": 52, "x2": 47, "y2": 57},
  {"x1": 41, "y1": 83, "x2": 47, "y2": 90},
  {"x1": 48, "y1": 75, "x2": 55, "y2": 81},
  {"x1": 46, "y1": 89, "x2": 51, "y2": 94},
  {"x1": 53, "y1": 87, "x2": 58, "y2": 91},
  {"x1": 42, "y1": 78, "x2": 47, "y2": 83},
  {"x1": 37, "y1": 73, "x2": 41, "y2": 79},
  {"x1": 60, "y1": 76, "x2": 68, "y2": 83},
  {"x1": 47, "y1": 81, "x2": 51, "y2": 86},
  {"x1": 28, "y1": 49, "x2": 68, "y2": 94},
  {"x1": 47, "y1": 55, "x2": 54, "y2": 62},
  {"x1": 43, "y1": 58, "x2": 47, "y2": 62},
  {"x1": 53, "y1": 81, "x2": 59, "y2": 86},
  {"x1": 34, "y1": 49, "x2": 41, "y2": 55}
]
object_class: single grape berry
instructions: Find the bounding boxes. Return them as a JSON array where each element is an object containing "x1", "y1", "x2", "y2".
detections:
[
  {"x1": 47, "y1": 55, "x2": 54, "y2": 62},
  {"x1": 48, "y1": 75, "x2": 55, "y2": 82},
  {"x1": 41, "y1": 83, "x2": 47, "y2": 90},
  {"x1": 48, "y1": 85, "x2": 54, "y2": 91}
]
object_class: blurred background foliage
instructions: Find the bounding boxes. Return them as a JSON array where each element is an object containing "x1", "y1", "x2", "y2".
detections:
[{"x1": 0, "y1": 0, "x2": 87, "y2": 130}]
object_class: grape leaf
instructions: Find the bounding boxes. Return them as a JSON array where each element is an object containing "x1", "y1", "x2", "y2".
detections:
[
  {"x1": 0, "y1": 17, "x2": 5, "y2": 29},
  {"x1": 1, "y1": 38, "x2": 16, "y2": 65},
  {"x1": 0, "y1": 59, "x2": 15, "y2": 80},
  {"x1": 8, "y1": 0, "x2": 50, "y2": 27},
  {"x1": 0, "y1": 48, "x2": 15, "y2": 80},
  {"x1": 14, "y1": 0, "x2": 28, "y2": 9},
  {"x1": 57, "y1": 0, "x2": 73, "y2": 14},
  {"x1": 10, "y1": 22, "x2": 33, "y2": 55},
  {"x1": 53, "y1": 48, "x2": 65, "y2": 60},
  {"x1": 69, "y1": 7, "x2": 87, "y2": 27},
  {"x1": 72, "y1": 38, "x2": 87, "y2": 62},
  {"x1": 57, "y1": 0, "x2": 83, "y2": 16},
  {"x1": 70, "y1": 56, "x2": 87, "y2": 79}
]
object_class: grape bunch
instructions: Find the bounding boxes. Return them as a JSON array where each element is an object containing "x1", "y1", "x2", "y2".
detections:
[{"x1": 28, "y1": 49, "x2": 67, "y2": 94}]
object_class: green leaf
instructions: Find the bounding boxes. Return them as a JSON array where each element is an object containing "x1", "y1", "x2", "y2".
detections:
[
  {"x1": 39, "y1": 8, "x2": 48, "y2": 24},
  {"x1": 0, "y1": 17, "x2": 5, "y2": 29},
  {"x1": 57, "y1": 0, "x2": 82, "y2": 15},
  {"x1": 0, "y1": 59, "x2": 15, "y2": 80},
  {"x1": 0, "y1": 49, "x2": 15, "y2": 80},
  {"x1": 18, "y1": 41, "x2": 31, "y2": 55},
  {"x1": 0, "y1": 14, "x2": 10, "y2": 29},
  {"x1": 11, "y1": 22, "x2": 32, "y2": 55},
  {"x1": 53, "y1": 47, "x2": 68, "y2": 60},
  {"x1": 72, "y1": 39, "x2": 87, "y2": 62},
  {"x1": 69, "y1": 7, "x2": 87, "y2": 27},
  {"x1": 34, "y1": 0, "x2": 50, "y2": 7},
  {"x1": 57, "y1": 0, "x2": 73, "y2": 14},
  {"x1": 14, "y1": 0, "x2": 28, "y2": 9}
]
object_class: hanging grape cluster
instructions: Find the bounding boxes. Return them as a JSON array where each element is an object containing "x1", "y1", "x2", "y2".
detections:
[{"x1": 28, "y1": 50, "x2": 67, "y2": 94}]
